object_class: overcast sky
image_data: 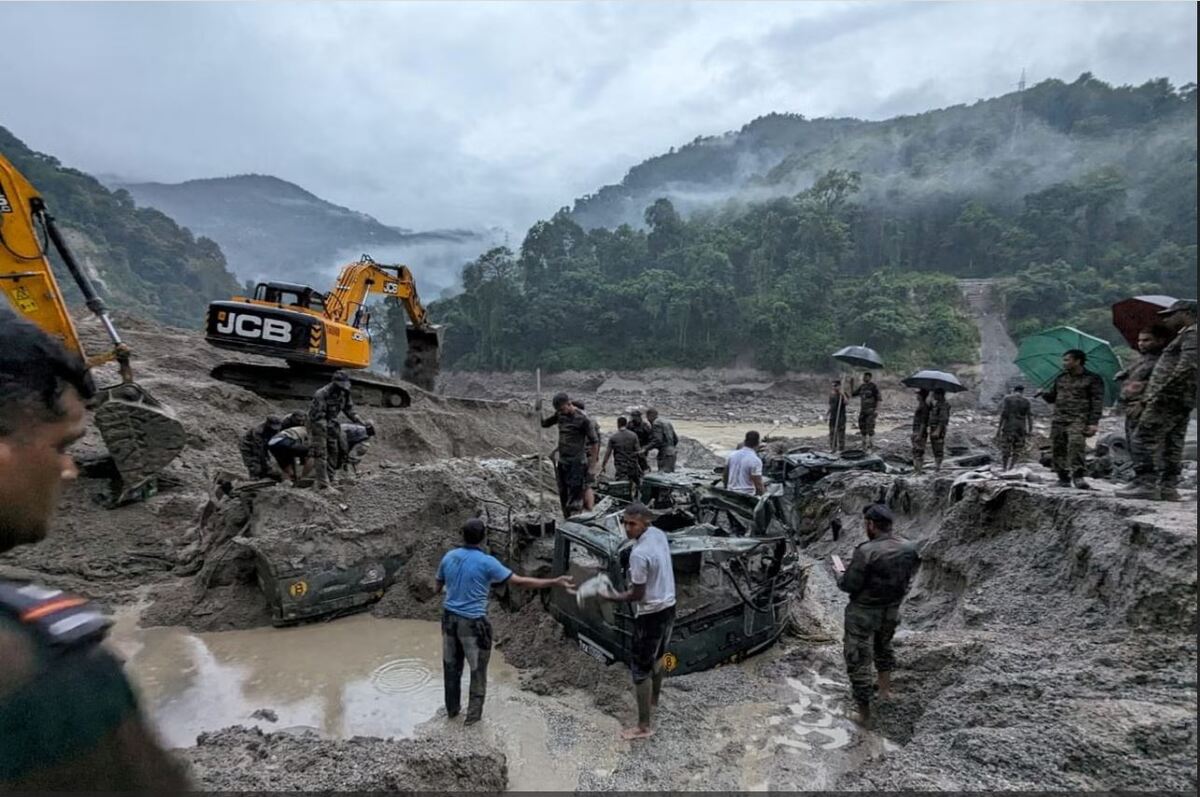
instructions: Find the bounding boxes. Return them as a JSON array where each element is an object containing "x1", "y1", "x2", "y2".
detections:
[{"x1": 1, "y1": 2, "x2": 1195, "y2": 234}]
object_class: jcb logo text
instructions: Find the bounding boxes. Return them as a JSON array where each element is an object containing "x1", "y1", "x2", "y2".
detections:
[{"x1": 216, "y1": 312, "x2": 293, "y2": 343}]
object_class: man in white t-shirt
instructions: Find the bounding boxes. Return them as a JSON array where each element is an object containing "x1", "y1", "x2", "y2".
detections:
[
  {"x1": 600, "y1": 502, "x2": 676, "y2": 740},
  {"x1": 723, "y1": 431, "x2": 765, "y2": 496}
]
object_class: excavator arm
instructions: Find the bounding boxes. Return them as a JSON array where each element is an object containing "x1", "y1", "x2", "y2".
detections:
[
  {"x1": 0, "y1": 153, "x2": 185, "y2": 505},
  {"x1": 325, "y1": 255, "x2": 441, "y2": 390}
]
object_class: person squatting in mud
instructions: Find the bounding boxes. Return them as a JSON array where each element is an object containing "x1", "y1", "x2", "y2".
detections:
[
  {"x1": 602, "y1": 416, "x2": 644, "y2": 495},
  {"x1": 240, "y1": 411, "x2": 305, "y2": 480},
  {"x1": 851, "y1": 372, "x2": 881, "y2": 451},
  {"x1": 0, "y1": 312, "x2": 189, "y2": 790},
  {"x1": 595, "y1": 502, "x2": 677, "y2": 740},
  {"x1": 539, "y1": 392, "x2": 599, "y2": 517},
  {"x1": 996, "y1": 384, "x2": 1034, "y2": 471},
  {"x1": 1038, "y1": 349, "x2": 1105, "y2": 490},
  {"x1": 436, "y1": 519, "x2": 573, "y2": 725},
  {"x1": 833, "y1": 503, "x2": 921, "y2": 724}
]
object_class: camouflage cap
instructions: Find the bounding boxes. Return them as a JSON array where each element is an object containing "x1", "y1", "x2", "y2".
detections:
[
  {"x1": 1158, "y1": 299, "x2": 1197, "y2": 316},
  {"x1": 332, "y1": 370, "x2": 352, "y2": 387}
]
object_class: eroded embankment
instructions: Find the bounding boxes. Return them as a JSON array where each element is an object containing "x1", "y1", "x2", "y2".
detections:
[{"x1": 787, "y1": 471, "x2": 1197, "y2": 791}]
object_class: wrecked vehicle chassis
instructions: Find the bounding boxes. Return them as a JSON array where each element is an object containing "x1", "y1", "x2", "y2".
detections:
[{"x1": 544, "y1": 516, "x2": 804, "y2": 677}]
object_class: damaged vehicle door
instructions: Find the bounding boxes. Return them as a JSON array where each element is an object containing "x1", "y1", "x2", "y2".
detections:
[{"x1": 545, "y1": 514, "x2": 804, "y2": 677}]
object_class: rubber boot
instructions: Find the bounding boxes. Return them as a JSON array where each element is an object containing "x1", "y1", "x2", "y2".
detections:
[
  {"x1": 1159, "y1": 486, "x2": 1182, "y2": 501},
  {"x1": 865, "y1": 435, "x2": 873, "y2": 452},
  {"x1": 877, "y1": 671, "x2": 892, "y2": 699},
  {"x1": 934, "y1": 457, "x2": 944, "y2": 472},
  {"x1": 912, "y1": 454, "x2": 924, "y2": 474},
  {"x1": 1072, "y1": 474, "x2": 1092, "y2": 490},
  {"x1": 854, "y1": 699, "x2": 871, "y2": 725},
  {"x1": 1055, "y1": 471, "x2": 1072, "y2": 488}
]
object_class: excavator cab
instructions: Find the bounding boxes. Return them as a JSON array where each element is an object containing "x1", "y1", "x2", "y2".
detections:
[
  {"x1": 0, "y1": 153, "x2": 186, "y2": 505},
  {"x1": 253, "y1": 282, "x2": 327, "y2": 313}
]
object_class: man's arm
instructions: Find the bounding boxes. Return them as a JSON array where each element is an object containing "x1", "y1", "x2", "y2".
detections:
[
  {"x1": 751, "y1": 474, "x2": 765, "y2": 496},
  {"x1": 602, "y1": 581, "x2": 646, "y2": 604},
  {"x1": 836, "y1": 547, "x2": 868, "y2": 595},
  {"x1": 509, "y1": 573, "x2": 574, "y2": 590},
  {"x1": 343, "y1": 394, "x2": 365, "y2": 425},
  {"x1": 601, "y1": 441, "x2": 614, "y2": 472},
  {"x1": 540, "y1": 414, "x2": 559, "y2": 429},
  {"x1": 643, "y1": 423, "x2": 665, "y2": 454},
  {"x1": 1086, "y1": 374, "x2": 1104, "y2": 431},
  {"x1": 1040, "y1": 378, "x2": 1057, "y2": 404}
]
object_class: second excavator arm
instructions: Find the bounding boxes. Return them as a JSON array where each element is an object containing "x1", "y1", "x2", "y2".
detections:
[{"x1": 324, "y1": 254, "x2": 441, "y2": 390}]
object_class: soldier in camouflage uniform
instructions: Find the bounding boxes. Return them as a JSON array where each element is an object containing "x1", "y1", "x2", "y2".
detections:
[
  {"x1": 852, "y1": 373, "x2": 881, "y2": 451},
  {"x1": 909, "y1": 389, "x2": 931, "y2": 473},
  {"x1": 928, "y1": 389, "x2": 951, "y2": 471},
  {"x1": 628, "y1": 409, "x2": 653, "y2": 474},
  {"x1": 307, "y1": 371, "x2": 367, "y2": 490},
  {"x1": 996, "y1": 385, "x2": 1033, "y2": 471},
  {"x1": 238, "y1": 415, "x2": 283, "y2": 479},
  {"x1": 835, "y1": 504, "x2": 921, "y2": 723},
  {"x1": 642, "y1": 408, "x2": 679, "y2": 473},
  {"x1": 1118, "y1": 300, "x2": 1197, "y2": 501},
  {"x1": 602, "y1": 416, "x2": 644, "y2": 495},
  {"x1": 1040, "y1": 349, "x2": 1105, "y2": 489},
  {"x1": 1115, "y1": 325, "x2": 1169, "y2": 464}
]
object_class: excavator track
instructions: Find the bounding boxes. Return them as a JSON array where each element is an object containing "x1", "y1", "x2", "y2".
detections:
[{"x1": 211, "y1": 362, "x2": 414, "y2": 408}]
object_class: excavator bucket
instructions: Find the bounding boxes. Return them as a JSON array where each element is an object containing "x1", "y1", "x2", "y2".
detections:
[
  {"x1": 92, "y1": 381, "x2": 187, "y2": 506},
  {"x1": 402, "y1": 325, "x2": 442, "y2": 392}
]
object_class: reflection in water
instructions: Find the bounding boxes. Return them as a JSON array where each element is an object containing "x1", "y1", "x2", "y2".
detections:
[
  {"x1": 107, "y1": 611, "x2": 623, "y2": 790},
  {"x1": 108, "y1": 613, "x2": 516, "y2": 748}
]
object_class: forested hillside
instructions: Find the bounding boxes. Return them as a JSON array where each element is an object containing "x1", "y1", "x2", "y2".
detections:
[
  {"x1": 118, "y1": 175, "x2": 486, "y2": 292},
  {"x1": 1, "y1": 125, "x2": 240, "y2": 324},
  {"x1": 432, "y1": 75, "x2": 1197, "y2": 373}
]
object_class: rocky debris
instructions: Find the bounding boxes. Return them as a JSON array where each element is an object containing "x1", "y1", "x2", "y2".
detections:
[
  {"x1": 249, "y1": 708, "x2": 278, "y2": 723},
  {"x1": 179, "y1": 725, "x2": 507, "y2": 791}
]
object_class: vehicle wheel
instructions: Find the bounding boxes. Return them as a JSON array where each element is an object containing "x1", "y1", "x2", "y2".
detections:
[{"x1": 384, "y1": 391, "x2": 406, "y2": 408}]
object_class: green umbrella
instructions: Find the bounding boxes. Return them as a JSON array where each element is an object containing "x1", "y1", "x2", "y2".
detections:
[{"x1": 1014, "y1": 326, "x2": 1122, "y2": 406}]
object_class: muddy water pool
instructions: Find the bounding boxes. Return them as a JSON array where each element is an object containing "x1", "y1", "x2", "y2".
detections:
[{"x1": 108, "y1": 611, "x2": 623, "y2": 790}]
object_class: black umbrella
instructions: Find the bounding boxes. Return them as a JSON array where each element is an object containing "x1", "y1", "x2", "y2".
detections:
[
  {"x1": 902, "y1": 370, "x2": 966, "y2": 393},
  {"x1": 832, "y1": 345, "x2": 883, "y2": 370}
]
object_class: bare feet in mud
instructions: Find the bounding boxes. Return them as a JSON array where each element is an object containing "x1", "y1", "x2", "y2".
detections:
[{"x1": 620, "y1": 725, "x2": 654, "y2": 740}]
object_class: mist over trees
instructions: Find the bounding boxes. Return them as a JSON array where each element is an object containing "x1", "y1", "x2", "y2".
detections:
[{"x1": 429, "y1": 75, "x2": 1196, "y2": 374}]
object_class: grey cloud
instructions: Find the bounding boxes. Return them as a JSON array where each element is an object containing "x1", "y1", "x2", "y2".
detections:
[{"x1": 0, "y1": 1, "x2": 1194, "y2": 238}]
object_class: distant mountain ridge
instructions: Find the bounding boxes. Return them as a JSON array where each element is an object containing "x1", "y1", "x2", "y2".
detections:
[
  {"x1": 570, "y1": 74, "x2": 1196, "y2": 230},
  {"x1": 115, "y1": 174, "x2": 486, "y2": 291},
  {"x1": 0, "y1": 124, "x2": 241, "y2": 324}
]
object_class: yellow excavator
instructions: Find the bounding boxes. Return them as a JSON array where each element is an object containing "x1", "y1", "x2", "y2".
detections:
[
  {"x1": 0, "y1": 153, "x2": 186, "y2": 505},
  {"x1": 204, "y1": 254, "x2": 440, "y2": 406}
]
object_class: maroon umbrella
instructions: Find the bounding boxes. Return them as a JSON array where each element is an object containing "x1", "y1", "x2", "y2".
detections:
[{"x1": 1111, "y1": 295, "x2": 1176, "y2": 348}]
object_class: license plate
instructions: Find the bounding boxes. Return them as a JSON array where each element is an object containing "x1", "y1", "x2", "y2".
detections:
[{"x1": 577, "y1": 635, "x2": 611, "y2": 663}]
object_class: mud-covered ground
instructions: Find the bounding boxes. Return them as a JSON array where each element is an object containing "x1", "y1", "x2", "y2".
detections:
[{"x1": 2, "y1": 314, "x2": 1196, "y2": 791}]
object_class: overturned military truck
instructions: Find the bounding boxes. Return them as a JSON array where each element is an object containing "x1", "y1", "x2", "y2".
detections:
[{"x1": 486, "y1": 482, "x2": 806, "y2": 677}]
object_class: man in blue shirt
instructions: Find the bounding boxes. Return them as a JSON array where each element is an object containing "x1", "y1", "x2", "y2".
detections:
[{"x1": 437, "y1": 518, "x2": 573, "y2": 725}]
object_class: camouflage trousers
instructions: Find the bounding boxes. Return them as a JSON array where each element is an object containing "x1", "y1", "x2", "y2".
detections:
[
  {"x1": 656, "y1": 451, "x2": 677, "y2": 473},
  {"x1": 911, "y1": 429, "x2": 945, "y2": 459},
  {"x1": 238, "y1": 438, "x2": 270, "y2": 479},
  {"x1": 1130, "y1": 403, "x2": 1192, "y2": 488},
  {"x1": 998, "y1": 429, "x2": 1028, "y2": 461},
  {"x1": 1050, "y1": 420, "x2": 1088, "y2": 477},
  {"x1": 843, "y1": 602, "x2": 900, "y2": 705},
  {"x1": 307, "y1": 421, "x2": 341, "y2": 486},
  {"x1": 858, "y1": 411, "x2": 877, "y2": 437},
  {"x1": 829, "y1": 417, "x2": 847, "y2": 451}
]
